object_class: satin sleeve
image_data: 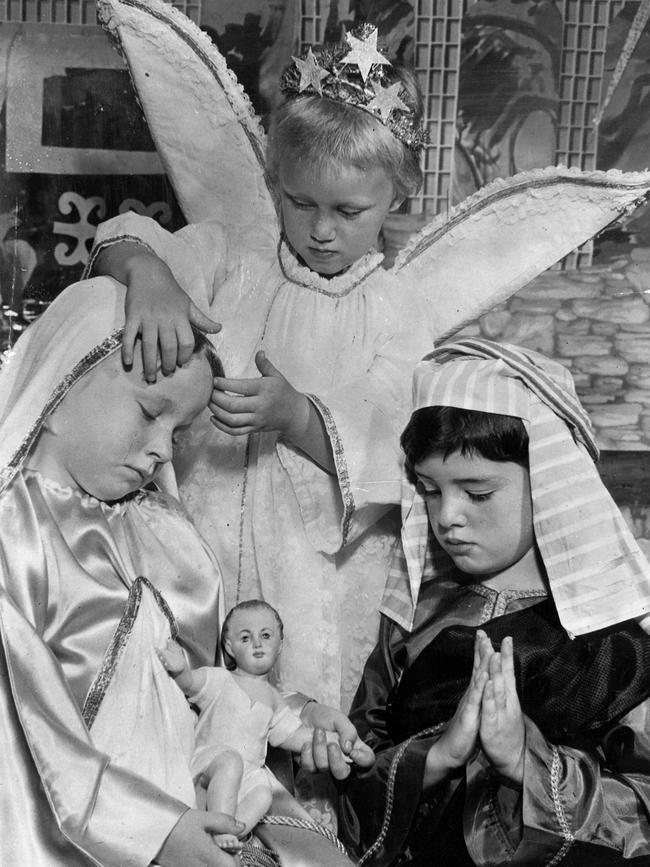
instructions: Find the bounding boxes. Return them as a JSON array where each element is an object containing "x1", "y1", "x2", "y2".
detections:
[
  {"x1": 86, "y1": 212, "x2": 229, "y2": 313},
  {"x1": 465, "y1": 708, "x2": 650, "y2": 865},
  {"x1": 0, "y1": 587, "x2": 186, "y2": 867},
  {"x1": 277, "y1": 296, "x2": 432, "y2": 555}
]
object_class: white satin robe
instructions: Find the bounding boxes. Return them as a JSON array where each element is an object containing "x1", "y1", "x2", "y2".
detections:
[{"x1": 0, "y1": 469, "x2": 224, "y2": 867}]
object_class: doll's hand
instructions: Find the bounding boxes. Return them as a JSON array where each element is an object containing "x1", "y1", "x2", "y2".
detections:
[
  {"x1": 156, "y1": 638, "x2": 188, "y2": 678},
  {"x1": 121, "y1": 250, "x2": 221, "y2": 382},
  {"x1": 210, "y1": 350, "x2": 309, "y2": 439},
  {"x1": 424, "y1": 630, "x2": 492, "y2": 789},
  {"x1": 480, "y1": 636, "x2": 525, "y2": 786},
  {"x1": 155, "y1": 809, "x2": 243, "y2": 867}
]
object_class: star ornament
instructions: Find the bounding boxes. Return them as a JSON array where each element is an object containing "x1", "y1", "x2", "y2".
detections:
[
  {"x1": 367, "y1": 80, "x2": 409, "y2": 121},
  {"x1": 292, "y1": 48, "x2": 329, "y2": 94},
  {"x1": 343, "y1": 28, "x2": 391, "y2": 82}
]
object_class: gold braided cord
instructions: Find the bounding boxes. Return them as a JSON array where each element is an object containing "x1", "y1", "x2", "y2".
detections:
[
  {"x1": 241, "y1": 840, "x2": 280, "y2": 867},
  {"x1": 546, "y1": 745, "x2": 575, "y2": 866},
  {"x1": 357, "y1": 724, "x2": 445, "y2": 866},
  {"x1": 259, "y1": 815, "x2": 349, "y2": 856}
]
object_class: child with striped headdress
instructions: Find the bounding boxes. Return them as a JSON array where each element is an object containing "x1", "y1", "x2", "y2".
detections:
[{"x1": 340, "y1": 338, "x2": 650, "y2": 866}]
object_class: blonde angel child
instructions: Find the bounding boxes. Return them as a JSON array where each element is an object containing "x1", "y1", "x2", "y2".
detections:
[
  {"x1": 88, "y1": 26, "x2": 434, "y2": 709},
  {"x1": 158, "y1": 599, "x2": 373, "y2": 853}
]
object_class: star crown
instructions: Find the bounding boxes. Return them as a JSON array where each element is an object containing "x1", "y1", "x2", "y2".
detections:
[{"x1": 280, "y1": 25, "x2": 427, "y2": 154}]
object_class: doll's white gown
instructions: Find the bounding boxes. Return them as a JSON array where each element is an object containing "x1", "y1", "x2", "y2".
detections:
[{"x1": 92, "y1": 0, "x2": 650, "y2": 710}]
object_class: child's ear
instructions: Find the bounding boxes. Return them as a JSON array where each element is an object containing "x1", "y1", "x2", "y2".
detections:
[
  {"x1": 223, "y1": 637, "x2": 233, "y2": 658},
  {"x1": 389, "y1": 195, "x2": 405, "y2": 212}
]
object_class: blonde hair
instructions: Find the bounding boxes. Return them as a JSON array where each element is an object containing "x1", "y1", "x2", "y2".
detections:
[{"x1": 267, "y1": 66, "x2": 424, "y2": 201}]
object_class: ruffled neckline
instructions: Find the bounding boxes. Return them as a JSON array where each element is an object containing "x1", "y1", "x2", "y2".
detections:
[{"x1": 278, "y1": 239, "x2": 385, "y2": 297}]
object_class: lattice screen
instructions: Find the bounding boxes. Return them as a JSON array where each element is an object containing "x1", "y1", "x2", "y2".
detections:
[
  {"x1": 298, "y1": 0, "x2": 465, "y2": 219},
  {"x1": 410, "y1": 0, "x2": 465, "y2": 217},
  {"x1": 299, "y1": 0, "x2": 326, "y2": 46},
  {"x1": 555, "y1": 0, "x2": 623, "y2": 267}
]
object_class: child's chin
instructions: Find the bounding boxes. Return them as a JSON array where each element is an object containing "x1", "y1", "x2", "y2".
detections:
[{"x1": 306, "y1": 253, "x2": 347, "y2": 276}]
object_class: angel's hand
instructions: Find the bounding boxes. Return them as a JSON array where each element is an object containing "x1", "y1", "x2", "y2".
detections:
[
  {"x1": 120, "y1": 250, "x2": 221, "y2": 382},
  {"x1": 210, "y1": 350, "x2": 309, "y2": 439}
]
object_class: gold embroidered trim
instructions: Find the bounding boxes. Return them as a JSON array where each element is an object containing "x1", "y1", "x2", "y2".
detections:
[
  {"x1": 0, "y1": 331, "x2": 123, "y2": 497},
  {"x1": 546, "y1": 745, "x2": 575, "y2": 866},
  {"x1": 82, "y1": 234, "x2": 156, "y2": 280},
  {"x1": 306, "y1": 393, "x2": 354, "y2": 547},
  {"x1": 83, "y1": 576, "x2": 178, "y2": 728},
  {"x1": 357, "y1": 723, "x2": 445, "y2": 866}
]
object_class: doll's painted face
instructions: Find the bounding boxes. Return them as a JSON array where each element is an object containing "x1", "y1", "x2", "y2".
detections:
[
  {"x1": 414, "y1": 450, "x2": 537, "y2": 589},
  {"x1": 31, "y1": 347, "x2": 213, "y2": 502},
  {"x1": 223, "y1": 606, "x2": 283, "y2": 677},
  {"x1": 278, "y1": 157, "x2": 399, "y2": 276}
]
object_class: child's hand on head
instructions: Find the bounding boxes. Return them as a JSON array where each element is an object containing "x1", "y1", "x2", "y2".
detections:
[
  {"x1": 121, "y1": 250, "x2": 220, "y2": 383},
  {"x1": 479, "y1": 636, "x2": 525, "y2": 786},
  {"x1": 210, "y1": 350, "x2": 310, "y2": 440},
  {"x1": 424, "y1": 630, "x2": 493, "y2": 787}
]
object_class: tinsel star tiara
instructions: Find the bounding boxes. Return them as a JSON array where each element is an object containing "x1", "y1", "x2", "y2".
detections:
[{"x1": 280, "y1": 25, "x2": 427, "y2": 154}]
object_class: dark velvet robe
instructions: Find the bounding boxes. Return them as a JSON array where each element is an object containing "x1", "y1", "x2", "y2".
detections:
[{"x1": 339, "y1": 582, "x2": 650, "y2": 866}]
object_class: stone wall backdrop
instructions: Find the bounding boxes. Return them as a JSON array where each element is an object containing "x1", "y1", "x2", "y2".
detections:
[{"x1": 453, "y1": 238, "x2": 650, "y2": 556}]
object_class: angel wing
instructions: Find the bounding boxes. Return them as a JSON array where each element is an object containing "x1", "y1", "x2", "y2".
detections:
[
  {"x1": 97, "y1": 0, "x2": 279, "y2": 234},
  {"x1": 98, "y1": 0, "x2": 650, "y2": 342},
  {"x1": 393, "y1": 165, "x2": 650, "y2": 339}
]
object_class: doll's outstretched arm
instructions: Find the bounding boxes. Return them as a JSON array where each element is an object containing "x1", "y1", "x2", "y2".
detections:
[{"x1": 157, "y1": 639, "x2": 205, "y2": 696}]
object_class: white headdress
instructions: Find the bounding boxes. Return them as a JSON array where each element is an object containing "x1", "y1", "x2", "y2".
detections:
[{"x1": 381, "y1": 338, "x2": 650, "y2": 638}]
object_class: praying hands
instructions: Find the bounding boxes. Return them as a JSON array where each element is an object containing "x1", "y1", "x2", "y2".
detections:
[{"x1": 424, "y1": 630, "x2": 525, "y2": 789}]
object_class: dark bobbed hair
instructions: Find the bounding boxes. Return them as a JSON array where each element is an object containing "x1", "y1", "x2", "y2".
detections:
[
  {"x1": 266, "y1": 65, "x2": 424, "y2": 201},
  {"x1": 220, "y1": 599, "x2": 284, "y2": 670},
  {"x1": 401, "y1": 406, "x2": 529, "y2": 482}
]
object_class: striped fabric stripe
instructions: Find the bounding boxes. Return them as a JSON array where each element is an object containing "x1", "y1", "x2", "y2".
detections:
[{"x1": 380, "y1": 338, "x2": 650, "y2": 635}]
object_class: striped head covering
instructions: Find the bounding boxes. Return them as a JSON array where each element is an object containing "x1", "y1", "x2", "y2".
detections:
[{"x1": 380, "y1": 337, "x2": 650, "y2": 636}]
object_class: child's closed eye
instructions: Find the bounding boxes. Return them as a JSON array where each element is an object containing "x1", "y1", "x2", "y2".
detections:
[
  {"x1": 286, "y1": 194, "x2": 313, "y2": 211},
  {"x1": 467, "y1": 491, "x2": 493, "y2": 503},
  {"x1": 138, "y1": 403, "x2": 158, "y2": 421}
]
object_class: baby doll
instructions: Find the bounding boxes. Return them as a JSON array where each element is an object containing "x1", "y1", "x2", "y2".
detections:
[{"x1": 159, "y1": 599, "x2": 372, "y2": 853}]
